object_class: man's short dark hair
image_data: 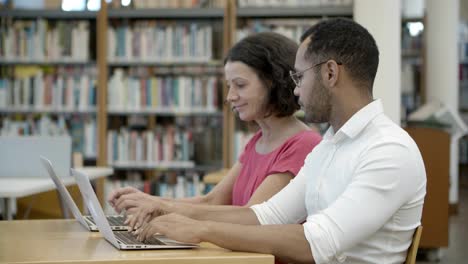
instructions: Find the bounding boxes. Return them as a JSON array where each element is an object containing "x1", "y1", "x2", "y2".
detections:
[
  {"x1": 300, "y1": 18, "x2": 379, "y2": 93},
  {"x1": 224, "y1": 32, "x2": 299, "y2": 117}
]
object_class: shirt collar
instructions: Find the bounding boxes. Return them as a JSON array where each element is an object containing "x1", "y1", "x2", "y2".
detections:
[{"x1": 323, "y1": 99, "x2": 384, "y2": 142}]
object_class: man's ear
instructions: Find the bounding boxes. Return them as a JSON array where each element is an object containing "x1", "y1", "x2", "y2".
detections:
[{"x1": 324, "y1": 60, "x2": 340, "y2": 87}]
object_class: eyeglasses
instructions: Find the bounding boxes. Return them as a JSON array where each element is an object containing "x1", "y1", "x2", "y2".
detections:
[{"x1": 289, "y1": 60, "x2": 342, "y2": 87}]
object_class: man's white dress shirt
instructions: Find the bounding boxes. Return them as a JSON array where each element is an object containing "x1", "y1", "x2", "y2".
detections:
[{"x1": 251, "y1": 100, "x2": 427, "y2": 264}]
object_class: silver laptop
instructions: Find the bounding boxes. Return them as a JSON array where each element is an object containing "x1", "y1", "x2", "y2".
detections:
[
  {"x1": 71, "y1": 168, "x2": 199, "y2": 250},
  {"x1": 40, "y1": 156, "x2": 127, "y2": 231}
]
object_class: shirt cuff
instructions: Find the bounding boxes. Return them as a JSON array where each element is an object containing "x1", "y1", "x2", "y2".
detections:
[
  {"x1": 250, "y1": 203, "x2": 271, "y2": 225},
  {"x1": 303, "y1": 217, "x2": 347, "y2": 264}
]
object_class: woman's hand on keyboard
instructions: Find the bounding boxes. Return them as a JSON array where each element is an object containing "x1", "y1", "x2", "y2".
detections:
[
  {"x1": 107, "y1": 186, "x2": 140, "y2": 212},
  {"x1": 125, "y1": 196, "x2": 170, "y2": 231}
]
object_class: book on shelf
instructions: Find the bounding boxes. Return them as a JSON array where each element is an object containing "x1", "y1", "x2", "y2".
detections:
[
  {"x1": 103, "y1": 171, "x2": 204, "y2": 214},
  {"x1": 107, "y1": 68, "x2": 218, "y2": 112},
  {"x1": 237, "y1": 19, "x2": 320, "y2": 42},
  {"x1": 107, "y1": 125, "x2": 194, "y2": 167},
  {"x1": 0, "y1": 114, "x2": 97, "y2": 158},
  {"x1": 0, "y1": 19, "x2": 90, "y2": 62},
  {"x1": 237, "y1": 0, "x2": 353, "y2": 7},
  {"x1": 0, "y1": 66, "x2": 97, "y2": 111},
  {"x1": 107, "y1": 21, "x2": 212, "y2": 63},
  {"x1": 110, "y1": 0, "x2": 225, "y2": 9}
]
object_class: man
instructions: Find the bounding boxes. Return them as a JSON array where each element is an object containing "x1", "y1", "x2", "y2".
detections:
[{"x1": 126, "y1": 18, "x2": 427, "y2": 264}]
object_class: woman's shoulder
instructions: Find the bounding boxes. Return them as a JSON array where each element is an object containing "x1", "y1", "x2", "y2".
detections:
[
  {"x1": 288, "y1": 129, "x2": 322, "y2": 144},
  {"x1": 243, "y1": 130, "x2": 263, "y2": 149},
  {"x1": 275, "y1": 129, "x2": 322, "y2": 154}
]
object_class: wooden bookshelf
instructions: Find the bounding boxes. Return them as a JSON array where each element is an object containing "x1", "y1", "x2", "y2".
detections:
[
  {"x1": 0, "y1": 107, "x2": 96, "y2": 114},
  {"x1": 0, "y1": 60, "x2": 95, "y2": 66},
  {"x1": 107, "y1": 108, "x2": 222, "y2": 116},
  {"x1": 0, "y1": 9, "x2": 97, "y2": 19},
  {"x1": 103, "y1": 1, "x2": 227, "y2": 175},
  {"x1": 237, "y1": 6, "x2": 353, "y2": 18},
  {"x1": 0, "y1": 0, "x2": 356, "y2": 198},
  {"x1": 107, "y1": 60, "x2": 223, "y2": 67},
  {"x1": 107, "y1": 8, "x2": 224, "y2": 19},
  {"x1": 0, "y1": 9, "x2": 97, "y2": 158}
]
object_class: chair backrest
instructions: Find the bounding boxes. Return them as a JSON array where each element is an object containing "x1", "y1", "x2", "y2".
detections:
[{"x1": 405, "y1": 226, "x2": 423, "y2": 264}]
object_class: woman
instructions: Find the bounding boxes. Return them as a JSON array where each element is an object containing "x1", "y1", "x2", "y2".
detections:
[{"x1": 108, "y1": 32, "x2": 321, "y2": 229}]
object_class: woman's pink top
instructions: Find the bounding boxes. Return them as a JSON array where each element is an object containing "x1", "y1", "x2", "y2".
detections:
[{"x1": 231, "y1": 130, "x2": 322, "y2": 206}]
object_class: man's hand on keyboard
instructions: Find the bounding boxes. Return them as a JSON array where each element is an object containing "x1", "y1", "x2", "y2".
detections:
[{"x1": 136, "y1": 213, "x2": 203, "y2": 244}]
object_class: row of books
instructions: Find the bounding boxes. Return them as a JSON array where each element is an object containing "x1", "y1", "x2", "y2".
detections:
[
  {"x1": 110, "y1": 0, "x2": 225, "y2": 9},
  {"x1": 0, "y1": 115, "x2": 97, "y2": 158},
  {"x1": 238, "y1": 0, "x2": 353, "y2": 7},
  {"x1": 108, "y1": 22, "x2": 213, "y2": 63},
  {"x1": 0, "y1": 66, "x2": 97, "y2": 111},
  {"x1": 0, "y1": 20, "x2": 90, "y2": 62},
  {"x1": 107, "y1": 126, "x2": 194, "y2": 165},
  {"x1": 103, "y1": 171, "x2": 204, "y2": 214},
  {"x1": 237, "y1": 19, "x2": 319, "y2": 42},
  {"x1": 107, "y1": 68, "x2": 219, "y2": 112}
]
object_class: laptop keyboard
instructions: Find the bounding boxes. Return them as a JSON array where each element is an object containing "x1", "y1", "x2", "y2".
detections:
[
  {"x1": 116, "y1": 231, "x2": 165, "y2": 245},
  {"x1": 107, "y1": 215, "x2": 126, "y2": 226},
  {"x1": 88, "y1": 215, "x2": 126, "y2": 226}
]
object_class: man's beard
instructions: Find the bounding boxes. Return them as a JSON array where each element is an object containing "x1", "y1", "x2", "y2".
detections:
[{"x1": 304, "y1": 79, "x2": 331, "y2": 124}]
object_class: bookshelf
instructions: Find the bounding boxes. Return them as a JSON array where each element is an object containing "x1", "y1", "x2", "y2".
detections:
[
  {"x1": 0, "y1": 9, "x2": 97, "y2": 19},
  {"x1": 96, "y1": 0, "x2": 232, "y2": 204},
  {"x1": 0, "y1": 5, "x2": 98, "y2": 161},
  {"x1": 236, "y1": 6, "x2": 353, "y2": 18},
  {"x1": 107, "y1": 8, "x2": 224, "y2": 19},
  {"x1": 0, "y1": 0, "x2": 356, "y2": 201}
]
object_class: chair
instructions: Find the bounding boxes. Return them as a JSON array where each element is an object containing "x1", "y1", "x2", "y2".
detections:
[{"x1": 405, "y1": 226, "x2": 423, "y2": 264}]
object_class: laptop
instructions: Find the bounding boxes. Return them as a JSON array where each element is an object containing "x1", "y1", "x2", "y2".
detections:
[
  {"x1": 40, "y1": 156, "x2": 127, "y2": 231},
  {"x1": 71, "y1": 168, "x2": 199, "y2": 250}
]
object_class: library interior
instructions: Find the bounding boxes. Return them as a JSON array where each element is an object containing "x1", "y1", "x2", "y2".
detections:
[{"x1": 0, "y1": 0, "x2": 467, "y2": 264}]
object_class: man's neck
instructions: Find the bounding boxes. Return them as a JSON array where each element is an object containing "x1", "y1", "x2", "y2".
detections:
[{"x1": 329, "y1": 91, "x2": 373, "y2": 133}]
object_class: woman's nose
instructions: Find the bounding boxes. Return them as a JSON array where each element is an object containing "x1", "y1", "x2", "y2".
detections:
[{"x1": 226, "y1": 88, "x2": 239, "y2": 102}]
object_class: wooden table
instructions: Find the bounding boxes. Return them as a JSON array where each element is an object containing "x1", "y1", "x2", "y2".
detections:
[
  {"x1": 0, "y1": 220, "x2": 274, "y2": 264},
  {"x1": 0, "y1": 167, "x2": 113, "y2": 220}
]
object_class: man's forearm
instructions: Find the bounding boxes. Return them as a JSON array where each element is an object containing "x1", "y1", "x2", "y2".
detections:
[
  {"x1": 199, "y1": 221, "x2": 314, "y2": 264},
  {"x1": 168, "y1": 202, "x2": 260, "y2": 225}
]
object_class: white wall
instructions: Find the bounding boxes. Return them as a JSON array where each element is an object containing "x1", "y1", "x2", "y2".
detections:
[
  {"x1": 354, "y1": 0, "x2": 402, "y2": 125},
  {"x1": 426, "y1": 0, "x2": 461, "y2": 204}
]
